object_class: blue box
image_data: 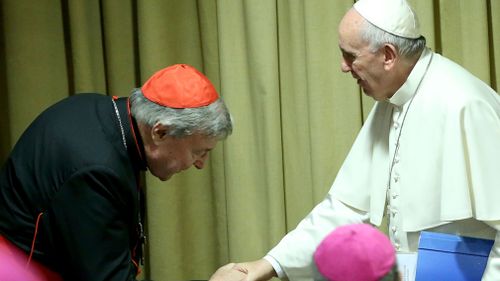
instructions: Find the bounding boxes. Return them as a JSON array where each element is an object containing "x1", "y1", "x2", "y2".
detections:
[{"x1": 415, "y1": 231, "x2": 494, "y2": 281}]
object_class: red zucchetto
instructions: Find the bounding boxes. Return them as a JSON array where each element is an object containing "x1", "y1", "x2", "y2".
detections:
[{"x1": 142, "y1": 64, "x2": 219, "y2": 109}]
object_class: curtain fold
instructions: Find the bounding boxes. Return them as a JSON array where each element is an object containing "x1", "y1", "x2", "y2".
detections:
[
  {"x1": 489, "y1": 0, "x2": 499, "y2": 90},
  {"x1": 1, "y1": 0, "x2": 498, "y2": 280},
  {"x1": 100, "y1": 0, "x2": 139, "y2": 95},
  {"x1": 2, "y1": 0, "x2": 68, "y2": 142},
  {"x1": 216, "y1": 0, "x2": 290, "y2": 270},
  {"x1": 439, "y1": 0, "x2": 491, "y2": 83}
]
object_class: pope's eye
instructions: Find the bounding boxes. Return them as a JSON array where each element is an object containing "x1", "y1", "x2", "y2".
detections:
[{"x1": 343, "y1": 52, "x2": 355, "y2": 62}]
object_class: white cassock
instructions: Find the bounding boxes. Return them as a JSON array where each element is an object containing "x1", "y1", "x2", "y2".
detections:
[{"x1": 265, "y1": 48, "x2": 500, "y2": 280}]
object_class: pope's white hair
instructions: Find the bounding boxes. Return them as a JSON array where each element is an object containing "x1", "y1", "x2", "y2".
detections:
[
  {"x1": 360, "y1": 18, "x2": 426, "y2": 59},
  {"x1": 129, "y1": 88, "x2": 233, "y2": 139}
]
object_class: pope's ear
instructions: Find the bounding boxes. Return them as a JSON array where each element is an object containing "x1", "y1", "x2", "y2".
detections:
[
  {"x1": 382, "y1": 43, "x2": 398, "y2": 70},
  {"x1": 151, "y1": 123, "x2": 169, "y2": 142}
]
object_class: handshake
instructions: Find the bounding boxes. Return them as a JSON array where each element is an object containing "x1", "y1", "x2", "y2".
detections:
[
  {"x1": 208, "y1": 224, "x2": 399, "y2": 281},
  {"x1": 209, "y1": 259, "x2": 276, "y2": 281}
]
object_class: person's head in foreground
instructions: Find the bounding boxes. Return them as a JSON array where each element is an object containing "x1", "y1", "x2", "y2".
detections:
[
  {"x1": 338, "y1": 0, "x2": 426, "y2": 101},
  {"x1": 130, "y1": 64, "x2": 232, "y2": 181},
  {"x1": 314, "y1": 224, "x2": 400, "y2": 281}
]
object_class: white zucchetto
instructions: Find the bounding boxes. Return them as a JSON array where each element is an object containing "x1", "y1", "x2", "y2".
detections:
[{"x1": 354, "y1": 0, "x2": 421, "y2": 39}]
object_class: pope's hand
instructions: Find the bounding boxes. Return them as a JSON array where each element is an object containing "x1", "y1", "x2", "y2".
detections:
[{"x1": 210, "y1": 259, "x2": 276, "y2": 281}]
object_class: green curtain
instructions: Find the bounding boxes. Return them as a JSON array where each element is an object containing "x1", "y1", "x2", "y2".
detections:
[{"x1": 0, "y1": 0, "x2": 499, "y2": 280}]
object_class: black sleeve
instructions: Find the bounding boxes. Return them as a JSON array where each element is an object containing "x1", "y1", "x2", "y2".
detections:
[{"x1": 45, "y1": 167, "x2": 138, "y2": 281}]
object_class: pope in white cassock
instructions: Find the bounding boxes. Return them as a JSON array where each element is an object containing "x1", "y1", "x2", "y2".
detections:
[{"x1": 210, "y1": 0, "x2": 500, "y2": 280}]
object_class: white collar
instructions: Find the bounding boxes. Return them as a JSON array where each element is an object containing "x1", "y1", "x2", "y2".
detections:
[{"x1": 389, "y1": 47, "x2": 433, "y2": 107}]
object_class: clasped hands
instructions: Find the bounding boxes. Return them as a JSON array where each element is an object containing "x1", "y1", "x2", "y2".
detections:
[{"x1": 209, "y1": 259, "x2": 276, "y2": 281}]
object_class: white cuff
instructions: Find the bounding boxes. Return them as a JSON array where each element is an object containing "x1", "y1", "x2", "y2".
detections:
[{"x1": 263, "y1": 255, "x2": 286, "y2": 279}]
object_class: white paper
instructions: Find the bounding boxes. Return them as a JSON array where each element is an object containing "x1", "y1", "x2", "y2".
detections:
[{"x1": 396, "y1": 253, "x2": 418, "y2": 281}]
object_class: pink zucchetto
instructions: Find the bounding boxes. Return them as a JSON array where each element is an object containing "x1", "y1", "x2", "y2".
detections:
[
  {"x1": 0, "y1": 236, "x2": 55, "y2": 281},
  {"x1": 314, "y1": 224, "x2": 396, "y2": 281},
  {"x1": 142, "y1": 64, "x2": 219, "y2": 109}
]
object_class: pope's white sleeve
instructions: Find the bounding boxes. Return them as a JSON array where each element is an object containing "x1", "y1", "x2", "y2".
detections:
[
  {"x1": 266, "y1": 194, "x2": 369, "y2": 280},
  {"x1": 481, "y1": 221, "x2": 500, "y2": 281},
  {"x1": 263, "y1": 255, "x2": 285, "y2": 278}
]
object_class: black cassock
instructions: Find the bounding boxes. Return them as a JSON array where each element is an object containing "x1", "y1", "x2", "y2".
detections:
[{"x1": 0, "y1": 94, "x2": 147, "y2": 281}]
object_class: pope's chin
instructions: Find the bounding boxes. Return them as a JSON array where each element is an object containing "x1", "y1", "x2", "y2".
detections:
[
  {"x1": 361, "y1": 87, "x2": 373, "y2": 97},
  {"x1": 151, "y1": 171, "x2": 173, "y2": 182},
  {"x1": 362, "y1": 88, "x2": 386, "y2": 101},
  {"x1": 161, "y1": 174, "x2": 174, "y2": 181}
]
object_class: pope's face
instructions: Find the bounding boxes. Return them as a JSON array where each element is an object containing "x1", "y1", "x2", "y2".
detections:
[
  {"x1": 146, "y1": 132, "x2": 218, "y2": 181},
  {"x1": 338, "y1": 9, "x2": 391, "y2": 101}
]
